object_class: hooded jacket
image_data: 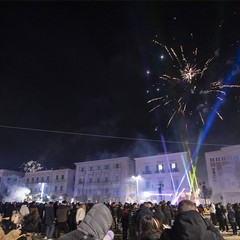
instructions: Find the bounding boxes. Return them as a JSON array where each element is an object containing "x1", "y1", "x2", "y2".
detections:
[
  {"x1": 168, "y1": 210, "x2": 224, "y2": 240},
  {"x1": 58, "y1": 203, "x2": 113, "y2": 240}
]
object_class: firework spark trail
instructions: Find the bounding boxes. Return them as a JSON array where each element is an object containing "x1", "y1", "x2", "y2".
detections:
[{"x1": 149, "y1": 39, "x2": 240, "y2": 127}]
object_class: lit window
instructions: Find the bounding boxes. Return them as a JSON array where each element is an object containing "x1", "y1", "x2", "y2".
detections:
[
  {"x1": 171, "y1": 163, "x2": 176, "y2": 169},
  {"x1": 158, "y1": 164, "x2": 163, "y2": 171}
]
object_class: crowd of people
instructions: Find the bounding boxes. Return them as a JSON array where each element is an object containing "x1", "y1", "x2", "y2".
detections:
[{"x1": 0, "y1": 199, "x2": 238, "y2": 240}]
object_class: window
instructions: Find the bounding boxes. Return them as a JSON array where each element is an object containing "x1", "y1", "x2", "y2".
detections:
[
  {"x1": 32, "y1": 177, "x2": 34, "y2": 183},
  {"x1": 61, "y1": 175, "x2": 64, "y2": 180},
  {"x1": 170, "y1": 163, "x2": 178, "y2": 172},
  {"x1": 54, "y1": 186, "x2": 57, "y2": 191},
  {"x1": 89, "y1": 166, "x2": 93, "y2": 171},
  {"x1": 115, "y1": 163, "x2": 120, "y2": 169},
  {"x1": 0, "y1": 177, "x2": 1, "y2": 182},
  {"x1": 60, "y1": 186, "x2": 63, "y2": 191},
  {"x1": 47, "y1": 176, "x2": 49, "y2": 182},
  {"x1": 157, "y1": 164, "x2": 164, "y2": 173},
  {"x1": 80, "y1": 167, "x2": 84, "y2": 172},
  {"x1": 212, "y1": 168, "x2": 216, "y2": 175},
  {"x1": 97, "y1": 166, "x2": 101, "y2": 170},
  {"x1": 41, "y1": 176, "x2": 44, "y2": 182},
  {"x1": 26, "y1": 178, "x2": 29, "y2": 183},
  {"x1": 144, "y1": 165, "x2": 151, "y2": 174},
  {"x1": 56, "y1": 175, "x2": 59, "y2": 180},
  {"x1": 36, "y1": 177, "x2": 39, "y2": 183},
  {"x1": 104, "y1": 165, "x2": 109, "y2": 170}
]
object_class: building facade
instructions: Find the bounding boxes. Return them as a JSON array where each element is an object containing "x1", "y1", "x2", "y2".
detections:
[
  {"x1": 205, "y1": 145, "x2": 240, "y2": 204},
  {"x1": 74, "y1": 157, "x2": 135, "y2": 203},
  {"x1": 0, "y1": 169, "x2": 25, "y2": 201},
  {"x1": 24, "y1": 168, "x2": 75, "y2": 202},
  {"x1": 134, "y1": 152, "x2": 191, "y2": 204}
]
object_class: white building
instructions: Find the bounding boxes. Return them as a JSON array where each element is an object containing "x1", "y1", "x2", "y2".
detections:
[
  {"x1": 74, "y1": 157, "x2": 135, "y2": 203},
  {"x1": 24, "y1": 168, "x2": 75, "y2": 202},
  {"x1": 134, "y1": 152, "x2": 191, "y2": 204},
  {"x1": 205, "y1": 144, "x2": 240, "y2": 204},
  {"x1": 0, "y1": 169, "x2": 25, "y2": 201}
]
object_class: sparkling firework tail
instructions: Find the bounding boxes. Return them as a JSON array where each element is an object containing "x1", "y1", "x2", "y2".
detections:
[{"x1": 149, "y1": 38, "x2": 240, "y2": 127}]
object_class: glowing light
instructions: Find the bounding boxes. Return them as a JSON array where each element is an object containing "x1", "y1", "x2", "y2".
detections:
[
  {"x1": 148, "y1": 39, "x2": 240, "y2": 127},
  {"x1": 146, "y1": 70, "x2": 150, "y2": 74}
]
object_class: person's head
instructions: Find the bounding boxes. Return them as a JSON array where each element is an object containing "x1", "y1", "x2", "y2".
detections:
[
  {"x1": 140, "y1": 215, "x2": 162, "y2": 234},
  {"x1": 177, "y1": 200, "x2": 196, "y2": 214}
]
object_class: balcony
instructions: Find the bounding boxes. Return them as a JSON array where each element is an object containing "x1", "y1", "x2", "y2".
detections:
[{"x1": 142, "y1": 171, "x2": 152, "y2": 175}]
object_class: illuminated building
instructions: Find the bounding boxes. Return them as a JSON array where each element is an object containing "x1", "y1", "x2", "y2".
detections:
[
  {"x1": 205, "y1": 145, "x2": 240, "y2": 204},
  {"x1": 0, "y1": 169, "x2": 25, "y2": 201},
  {"x1": 134, "y1": 152, "x2": 191, "y2": 203},
  {"x1": 24, "y1": 168, "x2": 75, "y2": 202},
  {"x1": 74, "y1": 157, "x2": 135, "y2": 203}
]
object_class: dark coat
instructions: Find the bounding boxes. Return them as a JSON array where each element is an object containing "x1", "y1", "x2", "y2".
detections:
[
  {"x1": 44, "y1": 204, "x2": 55, "y2": 226},
  {"x1": 167, "y1": 210, "x2": 224, "y2": 240},
  {"x1": 136, "y1": 205, "x2": 153, "y2": 231}
]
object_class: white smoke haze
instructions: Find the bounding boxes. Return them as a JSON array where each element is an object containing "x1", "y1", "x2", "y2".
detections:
[{"x1": 4, "y1": 185, "x2": 30, "y2": 202}]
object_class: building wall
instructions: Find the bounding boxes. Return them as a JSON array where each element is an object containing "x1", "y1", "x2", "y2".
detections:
[
  {"x1": 74, "y1": 157, "x2": 135, "y2": 203},
  {"x1": 134, "y1": 152, "x2": 191, "y2": 203},
  {"x1": 24, "y1": 168, "x2": 75, "y2": 202},
  {"x1": 205, "y1": 145, "x2": 240, "y2": 204},
  {"x1": 0, "y1": 169, "x2": 25, "y2": 201}
]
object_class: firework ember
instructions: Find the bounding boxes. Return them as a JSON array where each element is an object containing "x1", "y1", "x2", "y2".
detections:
[{"x1": 148, "y1": 38, "x2": 240, "y2": 127}]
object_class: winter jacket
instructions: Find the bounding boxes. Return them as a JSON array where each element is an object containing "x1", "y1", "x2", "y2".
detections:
[
  {"x1": 56, "y1": 204, "x2": 71, "y2": 223},
  {"x1": 44, "y1": 204, "x2": 55, "y2": 226},
  {"x1": 169, "y1": 210, "x2": 224, "y2": 240},
  {"x1": 58, "y1": 203, "x2": 113, "y2": 240}
]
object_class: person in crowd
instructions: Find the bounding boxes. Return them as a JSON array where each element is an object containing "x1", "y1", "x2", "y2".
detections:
[
  {"x1": 136, "y1": 202, "x2": 153, "y2": 233},
  {"x1": 43, "y1": 202, "x2": 55, "y2": 240},
  {"x1": 1, "y1": 211, "x2": 22, "y2": 235},
  {"x1": 197, "y1": 204, "x2": 204, "y2": 216},
  {"x1": 233, "y1": 203, "x2": 240, "y2": 230},
  {"x1": 75, "y1": 203, "x2": 86, "y2": 226},
  {"x1": 22, "y1": 207, "x2": 41, "y2": 240},
  {"x1": 67, "y1": 203, "x2": 77, "y2": 231},
  {"x1": 55, "y1": 201, "x2": 71, "y2": 238},
  {"x1": 216, "y1": 203, "x2": 226, "y2": 233},
  {"x1": 161, "y1": 200, "x2": 224, "y2": 240},
  {"x1": 227, "y1": 204, "x2": 237, "y2": 236},
  {"x1": 209, "y1": 203, "x2": 217, "y2": 225},
  {"x1": 138, "y1": 215, "x2": 162, "y2": 240},
  {"x1": 153, "y1": 204, "x2": 165, "y2": 224},
  {"x1": 58, "y1": 203, "x2": 113, "y2": 240},
  {"x1": 220, "y1": 205, "x2": 229, "y2": 232},
  {"x1": 161, "y1": 201, "x2": 172, "y2": 227},
  {"x1": 128, "y1": 203, "x2": 139, "y2": 240},
  {"x1": 121, "y1": 204, "x2": 129, "y2": 240},
  {"x1": 19, "y1": 202, "x2": 30, "y2": 218},
  {"x1": 110, "y1": 202, "x2": 118, "y2": 229}
]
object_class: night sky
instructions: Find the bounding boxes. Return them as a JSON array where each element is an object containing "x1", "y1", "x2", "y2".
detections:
[{"x1": 0, "y1": 2, "x2": 240, "y2": 178}]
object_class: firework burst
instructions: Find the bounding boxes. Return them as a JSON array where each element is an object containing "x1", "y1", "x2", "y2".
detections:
[
  {"x1": 148, "y1": 38, "x2": 240, "y2": 128},
  {"x1": 20, "y1": 160, "x2": 43, "y2": 173}
]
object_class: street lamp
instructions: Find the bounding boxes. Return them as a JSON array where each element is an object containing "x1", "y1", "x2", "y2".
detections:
[{"x1": 132, "y1": 175, "x2": 140, "y2": 203}]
